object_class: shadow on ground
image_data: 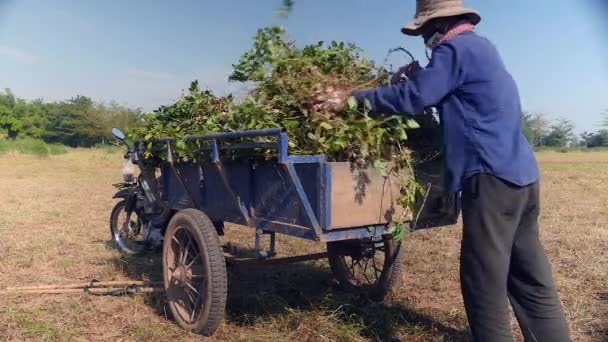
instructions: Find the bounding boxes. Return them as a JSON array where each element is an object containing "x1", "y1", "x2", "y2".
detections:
[{"x1": 109, "y1": 241, "x2": 470, "y2": 341}]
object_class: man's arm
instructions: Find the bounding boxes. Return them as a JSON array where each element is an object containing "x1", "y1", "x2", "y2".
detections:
[{"x1": 352, "y1": 44, "x2": 463, "y2": 115}]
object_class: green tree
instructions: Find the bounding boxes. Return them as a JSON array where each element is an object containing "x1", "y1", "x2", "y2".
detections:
[
  {"x1": 0, "y1": 89, "x2": 48, "y2": 140},
  {"x1": 521, "y1": 112, "x2": 549, "y2": 147},
  {"x1": 86, "y1": 101, "x2": 143, "y2": 144},
  {"x1": 0, "y1": 89, "x2": 142, "y2": 146},
  {"x1": 585, "y1": 130, "x2": 608, "y2": 148},
  {"x1": 44, "y1": 95, "x2": 96, "y2": 146},
  {"x1": 543, "y1": 118, "x2": 575, "y2": 147},
  {"x1": 579, "y1": 131, "x2": 594, "y2": 147},
  {"x1": 14, "y1": 99, "x2": 48, "y2": 139},
  {"x1": 0, "y1": 89, "x2": 21, "y2": 139}
]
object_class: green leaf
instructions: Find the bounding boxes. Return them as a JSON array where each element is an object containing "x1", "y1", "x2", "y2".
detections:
[
  {"x1": 319, "y1": 122, "x2": 333, "y2": 130},
  {"x1": 398, "y1": 128, "x2": 408, "y2": 141},
  {"x1": 373, "y1": 159, "x2": 387, "y2": 176},
  {"x1": 347, "y1": 96, "x2": 358, "y2": 110},
  {"x1": 406, "y1": 119, "x2": 421, "y2": 129}
]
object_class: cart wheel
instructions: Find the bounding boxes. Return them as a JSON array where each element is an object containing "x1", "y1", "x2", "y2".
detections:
[
  {"x1": 163, "y1": 209, "x2": 227, "y2": 336},
  {"x1": 110, "y1": 200, "x2": 145, "y2": 255},
  {"x1": 327, "y1": 235, "x2": 404, "y2": 301}
]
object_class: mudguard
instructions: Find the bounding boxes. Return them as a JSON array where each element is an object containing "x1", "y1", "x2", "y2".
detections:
[
  {"x1": 112, "y1": 189, "x2": 133, "y2": 199},
  {"x1": 113, "y1": 188, "x2": 139, "y2": 213}
]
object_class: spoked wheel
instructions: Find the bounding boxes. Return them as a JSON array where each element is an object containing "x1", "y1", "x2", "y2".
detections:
[
  {"x1": 110, "y1": 200, "x2": 145, "y2": 255},
  {"x1": 163, "y1": 209, "x2": 227, "y2": 336},
  {"x1": 327, "y1": 235, "x2": 405, "y2": 301}
]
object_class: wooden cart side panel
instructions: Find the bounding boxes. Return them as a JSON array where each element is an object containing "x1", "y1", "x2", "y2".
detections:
[{"x1": 328, "y1": 162, "x2": 404, "y2": 230}]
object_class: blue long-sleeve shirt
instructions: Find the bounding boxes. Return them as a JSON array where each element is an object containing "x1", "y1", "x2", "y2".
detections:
[{"x1": 352, "y1": 31, "x2": 539, "y2": 192}]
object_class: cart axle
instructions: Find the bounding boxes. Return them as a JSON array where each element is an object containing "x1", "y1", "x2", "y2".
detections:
[{"x1": 225, "y1": 252, "x2": 328, "y2": 270}]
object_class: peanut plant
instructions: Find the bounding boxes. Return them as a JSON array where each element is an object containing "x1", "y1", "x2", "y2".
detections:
[{"x1": 130, "y1": 27, "x2": 442, "y2": 237}]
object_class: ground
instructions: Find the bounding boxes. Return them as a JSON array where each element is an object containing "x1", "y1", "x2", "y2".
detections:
[{"x1": 0, "y1": 149, "x2": 606, "y2": 341}]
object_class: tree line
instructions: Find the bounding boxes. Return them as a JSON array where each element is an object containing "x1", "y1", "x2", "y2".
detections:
[
  {"x1": 522, "y1": 112, "x2": 608, "y2": 148},
  {"x1": 0, "y1": 89, "x2": 142, "y2": 147},
  {"x1": 1, "y1": 87, "x2": 605, "y2": 149}
]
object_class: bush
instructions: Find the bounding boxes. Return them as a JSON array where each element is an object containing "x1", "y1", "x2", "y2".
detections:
[
  {"x1": 0, "y1": 142, "x2": 9, "y2": 153},
  {"x1": 0, "y1": 138, "x2": 69, "y2": 156},
  {"x1": 47, "y1": 144, "x2": 69, "y2": 155},
  {"x1": 16, "y1": 139, "x2": 49, "y2": 156}
]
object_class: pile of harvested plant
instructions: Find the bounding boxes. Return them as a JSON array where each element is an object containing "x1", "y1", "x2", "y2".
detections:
[{"x1": 130, "y1": 26, "x2": 443, "y2": 235}]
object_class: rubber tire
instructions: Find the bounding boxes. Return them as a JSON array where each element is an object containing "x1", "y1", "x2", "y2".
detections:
[
  {"x1": 110, "y1": 200, "x2": 144, "y2": 255},
  {"x1": 163, "y1": 209, "x2": 227, "y2": 336},
  {"x1": 327, "y1": 237, "x2": 405, "y2": 301}
]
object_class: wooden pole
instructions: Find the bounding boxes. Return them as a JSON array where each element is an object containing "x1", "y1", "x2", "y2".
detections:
[
  {"x1": 3, "y1": 280, "x2": 164, "y2": 292},
  {"x1": 0, "y1": 287, "x2": 163, "y2": 295}
]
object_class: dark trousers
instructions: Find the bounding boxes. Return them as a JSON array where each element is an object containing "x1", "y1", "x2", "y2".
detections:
[{"x1": 460, "y1": 173, "x2": 570, "y2": 341}]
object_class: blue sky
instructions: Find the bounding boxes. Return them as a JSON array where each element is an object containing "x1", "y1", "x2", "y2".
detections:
[{"x1": 0, "y1": 0, "x2": 606, "y2": 132}]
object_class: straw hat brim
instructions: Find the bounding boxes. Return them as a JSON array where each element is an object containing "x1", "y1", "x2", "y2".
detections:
[{"x1": 401, "y1": 7, "x2": 480, "y2": 36}]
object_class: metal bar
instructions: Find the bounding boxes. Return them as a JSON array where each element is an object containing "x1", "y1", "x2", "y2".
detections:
[
  {"x1": 251, "y1": 218, "x2": 315, "y2": 240},
  {"x1": 185, "y1": 128, "x2": 285, "y2": 141},
  {"x1": 320, "y1": 225, "x2": 393, "y2": 242},
  {"x1": 195, "y1": 143, "x2": 278, "y2": 152},
  {"x1": 220, "y1": 143, "x2": 276, "y2": 150},
  {"x1": 211, "y1": 139, "x2": 219, "y2": 162},
  {"x1": 255, "y1": 229, "x2": 262, "y2": 254},
  {"x1": 166, "y1": 141, "x2": 174, "y2": 164},
  {"x1": 248, "y1": 159, "x2": 256, "y2": 217},
  {"x1": 286, "y1": 155, "x2": 326, "y2": 164},
  {"x1": 278, "y1": 132, "x2": 289, "y2": 163},
  {"x1": 322, "y1": 163, "x2": 332, "y2": 230},
  {"x1": 149, "y1": 130, "x2": 332, "y2": 168},
  {"x1": 226, "y1": 252, "x2": 328, "y2": 269},
  {"x1": 281, "y1": 162, "x2": 322, "y2": 240}
]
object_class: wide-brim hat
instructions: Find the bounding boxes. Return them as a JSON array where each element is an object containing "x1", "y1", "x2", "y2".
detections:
[{"x1": 402, "y1": 0, "x2": 481, "y2": 36}]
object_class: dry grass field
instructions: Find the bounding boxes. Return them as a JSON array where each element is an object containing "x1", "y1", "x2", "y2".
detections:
[{"x1": 0, "y1": 149, "x2": 605, "y2": 341}]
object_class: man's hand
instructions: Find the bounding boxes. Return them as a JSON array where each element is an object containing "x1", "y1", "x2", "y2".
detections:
[
  {"x1": 310, "y1": 87, "x2": 352, "y2": 114},
  {"x1": 390, "y1": 61, "x2": 422, "y2": 84}
]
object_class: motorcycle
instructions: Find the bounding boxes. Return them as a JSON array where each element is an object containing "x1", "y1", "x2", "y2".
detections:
[{"x1": 109, "y1": 128, "x2": 165, "y2": 255}]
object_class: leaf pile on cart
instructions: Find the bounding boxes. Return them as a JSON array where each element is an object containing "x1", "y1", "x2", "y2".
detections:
[{"x1": 130, "y1": 26, "x2": 442, "y2": 233}]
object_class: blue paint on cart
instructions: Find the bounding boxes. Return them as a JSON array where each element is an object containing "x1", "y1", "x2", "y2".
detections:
[{"x1": 153, "y1": 128, "x2": 458, "y2": 243}]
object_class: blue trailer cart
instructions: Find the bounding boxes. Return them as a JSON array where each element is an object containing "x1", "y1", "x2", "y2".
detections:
[{"x1": 109, "y1": 127, "x2": 460, "y2": 336}]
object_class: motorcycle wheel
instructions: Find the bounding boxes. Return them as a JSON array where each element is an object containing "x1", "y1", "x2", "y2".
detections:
[{"x1": 110, "y1": 200, "x2": 146, "y2": 255}]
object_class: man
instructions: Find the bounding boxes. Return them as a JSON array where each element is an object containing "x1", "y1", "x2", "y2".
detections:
[{"x1": 313, "y1": 1, "x2": 571, "y2": 341}]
